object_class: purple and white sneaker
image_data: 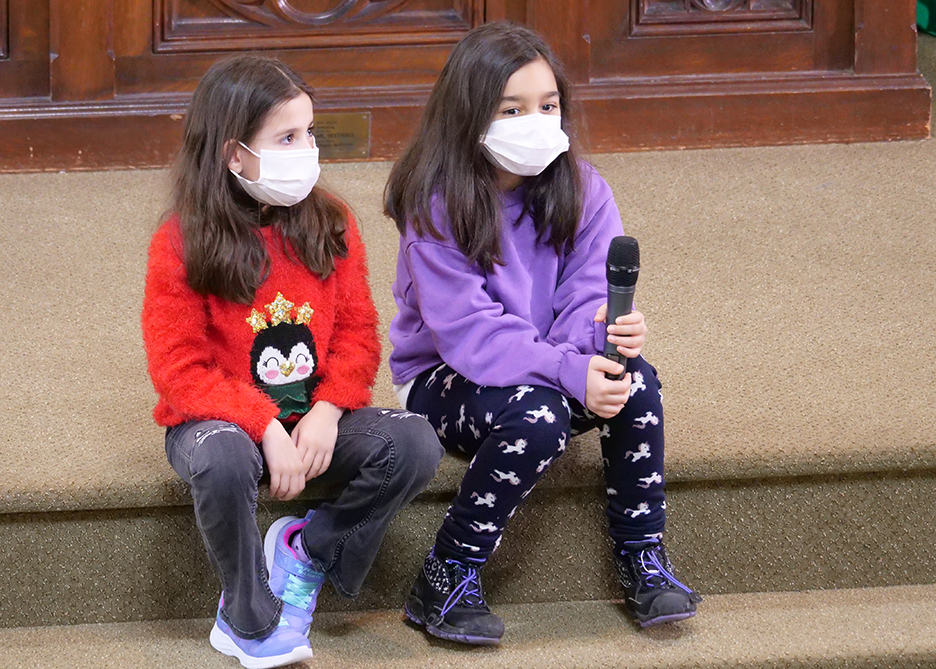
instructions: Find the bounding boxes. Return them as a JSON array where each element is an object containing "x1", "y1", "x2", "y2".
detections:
[
  {"x1": 208, "y1": 595, "x2": 312, "y2": 668},
  {"x1": 615, "y1": 539, "x2": 702, "y2": 627},
  {"x1": 264, "y1": 511, "x2": 327, "y2": 637},
  {"x1": 404, "y1": 550, "x2": 504, "y2": 645}
]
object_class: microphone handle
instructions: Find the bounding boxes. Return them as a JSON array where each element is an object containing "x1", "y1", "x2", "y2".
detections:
[{"x1": 603, "y1": 284, "x2": 635, "y2": 381}]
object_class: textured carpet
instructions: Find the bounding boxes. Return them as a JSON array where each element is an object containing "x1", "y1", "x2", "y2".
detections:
[
  {"x1": 3, "y1": 472, "x2": 935, "y2": 628},
  {"x1": 2, "y1": 71, "x2": 935, "y2": 624},
  {"x1": 1, "y1": 113, "x2": 935, "y2": 513},
  {"x1": 1, "y1": 585, "x2": 934, "y2": 669}
]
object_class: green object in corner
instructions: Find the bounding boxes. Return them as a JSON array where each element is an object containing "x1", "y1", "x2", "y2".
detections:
[{"x1": 921, "y1": 0, "x2": 936, "y2": 36}]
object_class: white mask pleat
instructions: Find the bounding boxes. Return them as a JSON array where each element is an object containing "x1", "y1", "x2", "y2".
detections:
[
  {"x1": 230, "y1": 141, "x2": 321, "y2": 207},
  {"x1": 480, "y1": 114, "x2": 570, "y2": 177}
]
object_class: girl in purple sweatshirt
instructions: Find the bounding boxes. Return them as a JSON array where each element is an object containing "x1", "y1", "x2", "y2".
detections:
[{"x1": 385, "y1": 22, "x2": 700, "y2": 644}]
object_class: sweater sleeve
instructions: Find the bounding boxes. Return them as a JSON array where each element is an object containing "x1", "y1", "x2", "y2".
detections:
[
  {"x1": 405, "y1": 239, "x2": 592, "y2": 404},
  {"x1": 311, "y1": 214, "x2": 381, "y2": 410},
  {"x1": 141, "y1": 222, "x2": 279, "y2": 442},
  {"x1": 547, "y1": 185, "x2": 625, "y2": 355}
]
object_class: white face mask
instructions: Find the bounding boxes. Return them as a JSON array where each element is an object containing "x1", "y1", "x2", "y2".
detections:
[
  {"x1": 230, "y1": 141, "x2": 321, "y2": 207},
  {"x1": 480, "y1": 113, "x2": 570, "y2": 177}
]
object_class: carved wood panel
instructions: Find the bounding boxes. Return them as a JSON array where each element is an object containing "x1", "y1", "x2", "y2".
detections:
[
  {"x1": 207, "y1": 0, "x2": 409, "y2": 26},
  {"x1": 155, "y1": 0, "x2": 477, "y2": 52},
  {"x1": 0, "y1": 0, "x2": 929, "y2": 171},
  {"x1": 1, "y1": 0, "x2": 8, "y2": 59},
  {"x1": 633, "y1": 0, "x2": 811, "y2": 36},
  {"x1": 589, "y1": 0, "x2": 844, "y2": 79}
]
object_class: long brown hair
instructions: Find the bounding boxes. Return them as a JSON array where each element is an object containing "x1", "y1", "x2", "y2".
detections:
[
  {"x1": 171, "y1": 55, "x2": 348, "y2": 304},
  {"x1": 384, "y1": 22, "x2": 583, "y2": 272}
]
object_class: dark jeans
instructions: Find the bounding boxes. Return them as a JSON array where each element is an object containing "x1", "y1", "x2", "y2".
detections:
[
  {"x1": 406, "y1": 355, "x2": 666, "y2": 562},
  {"x1": 165, "y1": 407, "x2": 443, "y2": 639}
]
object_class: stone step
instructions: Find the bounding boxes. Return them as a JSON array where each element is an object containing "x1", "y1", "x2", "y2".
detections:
[{"x1": 1, "y1": 585, "x2": 933, "y2": 669}]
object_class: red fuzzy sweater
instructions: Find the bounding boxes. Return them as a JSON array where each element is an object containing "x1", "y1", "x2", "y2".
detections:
[{"x1": 141, "y1": 215, "x2": 381, "y2": 443}]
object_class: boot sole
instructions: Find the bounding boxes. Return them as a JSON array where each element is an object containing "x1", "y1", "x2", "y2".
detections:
[
  {"x1": 638, "y1": 610, "x2": 697, "y2": 627},
  {"x1": 404, "y1": 596, "x2": 502, "y2": 646}
]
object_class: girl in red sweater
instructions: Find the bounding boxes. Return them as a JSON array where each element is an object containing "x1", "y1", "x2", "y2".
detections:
[{"x1": 141, "y1": 55, "x2": 442, "y2": 669}]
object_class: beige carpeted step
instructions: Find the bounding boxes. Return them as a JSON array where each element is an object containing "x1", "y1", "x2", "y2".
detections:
[
  {"x1": 3, "y1": 140, "x2": 936, "y2": 627},
  {"x1": 1, "y1": 33, "x2": 933, "y2": 637},
  {"x1": 2, "y1": 467, "x2": 935, "y2": 629},
  {"x1": 2, "y1": 139, "x2": 936, "y2": 516},
  {"x1": 1, "y1": 585, "x2": 934, "y2": 669}
]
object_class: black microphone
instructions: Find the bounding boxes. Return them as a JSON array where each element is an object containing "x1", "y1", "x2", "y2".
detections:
[{"x1": 604, "y1": 236, "x2": 639, "y2": 381}]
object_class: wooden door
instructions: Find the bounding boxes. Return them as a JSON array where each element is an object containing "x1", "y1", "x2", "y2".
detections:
[{"x1": 0, "y1": 0, "x2": 929, "y2": 171}]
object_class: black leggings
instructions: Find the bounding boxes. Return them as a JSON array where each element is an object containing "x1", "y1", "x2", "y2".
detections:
[{"x1": 407, "y1": 355, "x2": 667, "y2": 561}]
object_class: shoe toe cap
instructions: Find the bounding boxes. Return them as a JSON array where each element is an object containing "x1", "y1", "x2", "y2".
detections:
[{"x1": 646, "y1": 590, "x2": 696, "y2": 618}]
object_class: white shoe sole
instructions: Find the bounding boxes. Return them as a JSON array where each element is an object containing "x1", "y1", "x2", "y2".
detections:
[{"x1": 209, "y1": 622, "x2": 312, "y2": 669}]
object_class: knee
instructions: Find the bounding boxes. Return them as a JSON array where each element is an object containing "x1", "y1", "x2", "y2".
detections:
[
  {"x1": 189, "y1": 423, "x2": 261, "y2": 491},
  {"x1": 620, "y1": 357, "x2": 663, "y2": 414},
  {"x1": 498, "y1": 387, "x2": 571, "y2": 459},
  {"x1": 628, "y1": 357, "x2": 661, "y2": 393},
  {"x1": 388, "y1": 416, "x2": 444, "y2": 487},
  {"x1": 523, "y1": 425, "x2": 570, "y2": 461}
]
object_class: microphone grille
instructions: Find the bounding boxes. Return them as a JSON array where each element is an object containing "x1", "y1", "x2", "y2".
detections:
[{"x1": 607, "y1": 236, "x2": 639, "y2": 268}]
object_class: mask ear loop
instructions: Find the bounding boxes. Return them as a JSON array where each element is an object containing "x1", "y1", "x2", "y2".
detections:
[
  {"x1": 238, "y1": 141, "x2": 261, "y2": 158},
  {"x1": 229, "y1": 140, "x2": 267, "y2": 217}
]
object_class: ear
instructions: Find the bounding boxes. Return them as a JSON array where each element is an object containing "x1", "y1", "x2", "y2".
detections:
[{"x1": 225, "y1": 139, "x2": 244, "y2": 174}]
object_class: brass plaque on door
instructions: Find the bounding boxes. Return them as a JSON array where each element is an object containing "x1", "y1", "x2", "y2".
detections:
[{"x1": 314, "y1": 112, "x2": 371, "y2": 160}]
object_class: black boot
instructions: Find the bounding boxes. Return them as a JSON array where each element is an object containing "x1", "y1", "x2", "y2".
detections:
[
  {"x1": 404, "y1": 550, "x2": 505, "y2": 645},
  {"x1": 615, "y1": 539, "x2": 702, "y2": 627}
]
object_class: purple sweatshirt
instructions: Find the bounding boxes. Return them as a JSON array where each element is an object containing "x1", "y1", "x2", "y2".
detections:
[{"x1": 388, "y1": 165, "x2": 625, "y2": 405}]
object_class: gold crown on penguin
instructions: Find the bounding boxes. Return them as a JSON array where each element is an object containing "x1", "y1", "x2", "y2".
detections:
[{"x1": 246, "y1": 292, "x2": 314, "y2": 334}]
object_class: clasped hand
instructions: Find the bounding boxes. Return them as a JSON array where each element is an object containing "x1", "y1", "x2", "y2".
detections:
[
  {"x1": 260, "y1": 401, "x2": 343, "y2": 501},
  {"x1": 584, "y1": 306, "x2": 648, "y2": 419}
]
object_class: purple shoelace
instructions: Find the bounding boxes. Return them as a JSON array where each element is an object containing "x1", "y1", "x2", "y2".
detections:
[
  {"x1": 637, "y1": 545, "x2": 694, "y2": 594},
  {"x1": 440, "y1": 560, "x2": 484, "y2": 615}
]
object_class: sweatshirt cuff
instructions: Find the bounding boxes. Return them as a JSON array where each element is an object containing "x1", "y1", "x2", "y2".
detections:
[
  {"x1": 557, "y1": 351, "x2": 592, "y2": 406},
  {"x1": 593, "y1": 320, "x2": 608, "y2": 355}
]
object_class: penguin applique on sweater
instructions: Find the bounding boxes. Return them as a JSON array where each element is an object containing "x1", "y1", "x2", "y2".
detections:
[{"x1": 247, "y1": 293, "x2": 320, "y2": 419}]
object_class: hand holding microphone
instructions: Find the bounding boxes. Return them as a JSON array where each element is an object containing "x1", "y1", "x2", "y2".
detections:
[
  {"x1": 584, "y1": 236, "x2": 645, "y2": 418},
  {"x1": 602, "y1": 236, "x2": 642, "y2": 381}
]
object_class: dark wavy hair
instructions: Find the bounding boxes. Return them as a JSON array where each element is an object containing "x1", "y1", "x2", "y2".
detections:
[
  {"x1": 171, "y1": 54, "x2": 348, "y2": 304},
  {"x1": 384, "y1": 22, "x2": 583, "y2": 271}
]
